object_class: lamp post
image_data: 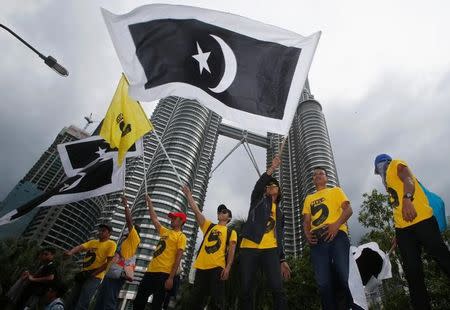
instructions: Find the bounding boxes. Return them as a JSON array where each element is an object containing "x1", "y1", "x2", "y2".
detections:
[{"x1": 1, "y1": 23, "x2": 69, "y2": 77}]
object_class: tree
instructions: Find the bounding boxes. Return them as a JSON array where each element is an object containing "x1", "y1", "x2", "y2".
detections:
[
  {"x1": 284, "y1": 247, "x2": 321, "y2": 310},
  {"x1": 0, "y1": 237, "x2": 78, "y2": 306}
]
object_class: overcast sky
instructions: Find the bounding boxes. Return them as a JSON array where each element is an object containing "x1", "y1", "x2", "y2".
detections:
[{"x1": 1, "y1": 0, "x2": 449, "y2": 244}]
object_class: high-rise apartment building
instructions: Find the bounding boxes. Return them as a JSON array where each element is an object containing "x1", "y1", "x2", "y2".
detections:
[
  {"x1": 106, "y1": 97, "x2": 221, "y2": 306},
  {"x1": 101, "y1": 85, "x2": 339, "y2": 306},
  {"x1": 0, "y1": 126, "x2": 89, "y2": 239},
  {"x1": 1, "y1": 125, "x2": 109, "y2": 251}
]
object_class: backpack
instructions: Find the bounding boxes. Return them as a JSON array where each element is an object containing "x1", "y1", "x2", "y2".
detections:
[
  {"x1": 196, "y1": 223, "x2": 233, "y2": 259},
  {"x1": 418, "y1": 181, "x2": 447, "y2": 232}
]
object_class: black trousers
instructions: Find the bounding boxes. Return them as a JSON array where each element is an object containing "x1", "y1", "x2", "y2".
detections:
[
  {"x1": 189, "y1": 267, "x2": 225, "y2": 310},
  {"x1": 396, "y1": 216, "x2": 450, "y2": 310},
  {"x1": 239, "y1": 248, "x2": 287, "y2": 310},
  {"x1": 133, "y1": 272, "x2": 169, "y2": 310}
]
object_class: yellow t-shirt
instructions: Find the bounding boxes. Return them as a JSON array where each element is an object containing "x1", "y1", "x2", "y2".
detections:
[
  {"x1": 194, "y1": 220, "x2": 238, "y2": 270},
  {"x1": 120, "y1": 226, "x2": 140, "y2": 260},
  {"x1": 82, "y1": 239, "x2": 117, "y2": 279},
  {"x1": 302, "y1": 187, "x2": 349, "y2": 234},
  {"x1": 147, "y1": 226, "x2": 186, "y2": 274},
  {"x1": 241, "y1": 203, "x2": 277, "y2": 249},
  {"x1": 386, "y1": 159, "x2": 433, "y2": 228}
]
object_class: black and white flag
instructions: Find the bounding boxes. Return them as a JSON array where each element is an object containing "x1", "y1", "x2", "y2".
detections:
[
  {"x1": 0, "y1": 136, "x2": 142, "y2": 225},
  {"x1": 102, "y1": 4, "x2": 321, "y2": 134}
]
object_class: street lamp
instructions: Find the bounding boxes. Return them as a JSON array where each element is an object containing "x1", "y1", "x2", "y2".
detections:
[{"x1": 1, "y1": 23, "x2": 69, "y2": 77}]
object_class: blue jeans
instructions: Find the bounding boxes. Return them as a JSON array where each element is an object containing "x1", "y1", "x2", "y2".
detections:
[
  {"x1": 67, "y1": 276, "x2": 101, "y2": 310},
  {"x1": 310, "y1": 230, "x2": 352, "y2": 310},
  {"x1": 94, "y1": 277, "x2": 125, "y2": 310}
]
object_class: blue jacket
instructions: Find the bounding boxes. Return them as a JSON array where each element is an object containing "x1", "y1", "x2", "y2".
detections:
[{"x1": 241, "y1": 172, "x2": 286, "y2": 261}]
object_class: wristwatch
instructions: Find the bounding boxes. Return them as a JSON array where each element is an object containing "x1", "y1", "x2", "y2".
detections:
[{"x1": 403, "y1": 192, "x2": 414, "y2": 201}]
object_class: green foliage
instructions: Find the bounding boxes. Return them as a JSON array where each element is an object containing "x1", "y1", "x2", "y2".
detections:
[
  {"x1": 0, "y1": 237, "x2": 78, "y2": 305},
  {"x1": 358, "y1": 189, "x2": 394, "y2": 234},
  {"x1": 285, "y1": 248, "x2": 321, "y2": 310},
  {"x1": 0, "y1": 238, "x2": 41, "y2": 297}
]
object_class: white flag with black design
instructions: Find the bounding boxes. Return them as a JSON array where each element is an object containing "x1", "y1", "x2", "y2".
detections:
[
  {"x1": 352, "y1": 242, "x2": 392, "y2": 285},
  {"x1": 102, "y1": 4, "x2": 321, "y2": 134},
  {"x1": 0, "y1": 136, "x2": 142, "y2": 225}
]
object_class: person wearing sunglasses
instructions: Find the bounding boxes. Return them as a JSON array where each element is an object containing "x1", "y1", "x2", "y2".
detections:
[{"x1": 182, "y1": 185, "x2": 237, "y2": 310}]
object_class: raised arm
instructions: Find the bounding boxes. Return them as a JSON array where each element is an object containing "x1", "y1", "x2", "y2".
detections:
[
  {"x1": 122, "y1": 196, "x2": 133, "y2": 232},
  {"x1": 182, "y1": 185, "x2": 205, "y2": 227},
  {"x1": 250, "y1": 156, "x2": 281, "y2": 206},
  {"x1": 146, "y1": 194, "x2": 162, "y2": 232}
]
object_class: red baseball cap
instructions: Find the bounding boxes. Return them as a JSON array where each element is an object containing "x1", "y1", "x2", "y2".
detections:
[{"x1": 168, "y1": 212, "x2": 187, "y2": 224}]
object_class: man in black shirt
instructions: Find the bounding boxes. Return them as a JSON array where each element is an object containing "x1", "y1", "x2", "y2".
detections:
[{"x1": 19, "y1": 247, "x2": 58, "y2": 309}]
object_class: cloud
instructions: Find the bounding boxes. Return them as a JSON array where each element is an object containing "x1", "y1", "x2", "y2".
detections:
[
  {"x1": 1, "y1": 1, "x2": 449, "y2": 248},
  {"x1": 325, "y1": 70, "x2": 450, "y2": 242}
]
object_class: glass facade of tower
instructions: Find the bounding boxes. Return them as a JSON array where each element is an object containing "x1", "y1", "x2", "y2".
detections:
[
  {"x1": 267, "y1": 85, "x2": 339, "y2": 256},
  {"x1": 112, "y1": 97, "x2": 221, "y2": 306}
]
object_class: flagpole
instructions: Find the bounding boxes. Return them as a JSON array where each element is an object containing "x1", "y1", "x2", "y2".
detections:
[
  {"x1": 152, "y1": 130, "x2": 184, "y2": 185},
  {"x1": 142, "y1": 154, "x2": 148, "y2": 195},
  {"x1": 123, "y1": 159, "x2": 126, "y2": 195},
  {"x1": 278, "y1": 135, "x2": 288, "y2": 157}
]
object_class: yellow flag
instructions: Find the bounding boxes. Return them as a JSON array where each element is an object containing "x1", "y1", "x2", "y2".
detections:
[{"x1": 100, "y1": 74, "x2": 153, "y2": 166}]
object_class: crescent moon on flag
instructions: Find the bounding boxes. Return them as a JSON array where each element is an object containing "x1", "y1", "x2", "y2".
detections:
[{"x1": 209, "y1": 34, "x2": 237, "y2": 93}]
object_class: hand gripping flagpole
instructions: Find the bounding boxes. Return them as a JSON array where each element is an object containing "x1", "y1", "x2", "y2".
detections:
[{"x1": 278, "y1": 136, "x2": 288, "y2": 157}]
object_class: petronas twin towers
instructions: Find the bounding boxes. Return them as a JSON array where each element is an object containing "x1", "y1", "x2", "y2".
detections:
[{"x1": 100, "y1": 82, "x2": 339, "y2": 305}]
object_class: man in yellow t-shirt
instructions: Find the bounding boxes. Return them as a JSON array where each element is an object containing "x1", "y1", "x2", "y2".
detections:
[
  {"x1": 133, "y1": 194, "x2": 187, "y2": 310},
  {"x1": 303, "y1": 166, "x2": 353, "y2": 310},
  {"x1": 64, "y1": 223, "x2": 117, "y2": 310},
  {"x1": 95, "y1": 196, "x2": 141, "y2": 310},
  {"x1": 240, "y1": 155, "x2": 291, "y2": 310},
  {"x1": 182, "y1": 186, "x2": 237, "y2": 309},
  {"x1": 374, "y1": 154, "x2": 450, "y2": 310}
]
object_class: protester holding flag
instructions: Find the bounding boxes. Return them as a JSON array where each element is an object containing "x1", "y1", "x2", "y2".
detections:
[
  {"x1": 239, "y1": 155, "x2": 291, "y2": 310},
  {"x1": 133, "y1": 194, "x2": 186, "y2": 310},
  {"x1": 94, "y1": 196, "x2": 140, "y2": 310},
  {"x1": 64, "y1": 224, "x2": 116, "y2": 310},
  {"x1": 182, "y1": 185, "x2": 237, "y2": 309},
  {"x1": 302, "y1": 166, "x2": 354, "y2": 310},
  {"x1": 374, "y1": 154, "x2": 450, "y2": 309}
]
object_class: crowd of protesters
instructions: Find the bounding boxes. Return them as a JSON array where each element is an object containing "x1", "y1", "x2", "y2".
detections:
[{"x1": 4, "y1": 154, "x2": 450, "y2": 310}]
